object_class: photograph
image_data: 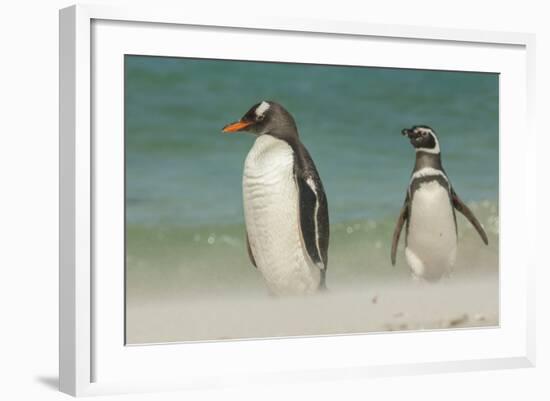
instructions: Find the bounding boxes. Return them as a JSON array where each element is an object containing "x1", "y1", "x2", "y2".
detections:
[{"x1": 124, "y1": 55, "x2": 499, "y2": 344}]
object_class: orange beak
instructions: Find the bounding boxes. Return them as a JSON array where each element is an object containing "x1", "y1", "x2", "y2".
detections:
[{"x1": 222, "y1": 120, "x2": 253, "y2": 133}]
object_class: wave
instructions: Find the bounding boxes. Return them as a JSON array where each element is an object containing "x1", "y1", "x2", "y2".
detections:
[{"x1": 126, "y1": 200, "x2": 499, "y2": 298}]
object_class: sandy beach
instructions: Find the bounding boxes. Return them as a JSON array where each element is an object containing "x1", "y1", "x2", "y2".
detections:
[
  {"x1": 125, "y1": 204, "x2": 499, "y2": 344},
  {"x1": 126, "y1": 271, "x2": 498, "y2": 344}
]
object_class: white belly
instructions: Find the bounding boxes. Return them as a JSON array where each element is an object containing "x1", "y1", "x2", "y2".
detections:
[
  {"x1": 243, "y1": 135, "x2": 320, "y2": 295},
  {"x1": 406, "y1": 180, "x2": 457, "y2": 281}
]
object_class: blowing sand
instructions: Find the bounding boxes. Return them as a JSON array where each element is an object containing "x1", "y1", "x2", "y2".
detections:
[{"x1": 126, "y1": 272, "x2": 498, "y2": 344}]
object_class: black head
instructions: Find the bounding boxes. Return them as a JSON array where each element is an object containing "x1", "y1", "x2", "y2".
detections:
[
  {"x1": 222, "y1": 101, "x2": 299, "y2": 140},
  {"x1": 401, "y1": 125, "x2": 440, "y2": 154}
]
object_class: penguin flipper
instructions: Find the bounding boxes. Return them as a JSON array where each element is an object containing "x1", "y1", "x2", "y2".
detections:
[
  {"x1": 451, "y1": 188, "x2": 489, "y2": 245},
  {"x1": 391, "y1": 194, "x2": 409, "y2": 266},
  {"x1": 296, "y1": 173, "x2": 329, "y2": 276},
  {"x1": 245, "y1": 232, "x2": 257, "y2": 268}
]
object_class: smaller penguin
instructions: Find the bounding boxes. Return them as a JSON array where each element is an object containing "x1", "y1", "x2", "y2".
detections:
[{"x1": 391, "y1": 125, "x2": 488, "y2": 281}]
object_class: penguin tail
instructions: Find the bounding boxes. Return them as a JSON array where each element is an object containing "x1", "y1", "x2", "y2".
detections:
[{"x1": 318, "y1": 273, "x2": 329, "y2": 293}]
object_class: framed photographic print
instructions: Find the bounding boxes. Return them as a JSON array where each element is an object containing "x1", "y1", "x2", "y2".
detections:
[{"x1": 59, "y1": 4, "x2": 536, "y2": 397}]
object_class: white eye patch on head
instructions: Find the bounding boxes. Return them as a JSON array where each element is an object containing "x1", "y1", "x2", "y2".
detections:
[
  {"x1": 415, "y1": 129, "x2": 441, "y2": 154},
  {"x1": 255, "y1": 101, "x2": 270, "y2": 117}
]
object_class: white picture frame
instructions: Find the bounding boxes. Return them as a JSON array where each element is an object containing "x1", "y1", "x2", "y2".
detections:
[{"x1": 59, "y1": 3, "x2": 536, "y2": 397}]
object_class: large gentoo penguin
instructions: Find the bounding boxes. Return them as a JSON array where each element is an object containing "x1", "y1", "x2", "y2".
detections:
[
  {"x1": 222, "y1": 101, "x2": 329, "y2": 295},
  {"x1": 391, "y1": 125, "x2": 488, "y2": 281}
]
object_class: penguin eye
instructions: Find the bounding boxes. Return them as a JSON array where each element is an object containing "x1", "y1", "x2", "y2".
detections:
[
  {"x1": 257, "y1": 114, "x2": 265, "y2": 122},
  {"x1": 421, "y1": 131, "x2": 427, "y2": 136}
]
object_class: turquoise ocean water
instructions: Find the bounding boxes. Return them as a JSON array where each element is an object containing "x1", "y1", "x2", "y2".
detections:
[{"x1": 125, "y1": 55, "x2": 499, "y2": 304}]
